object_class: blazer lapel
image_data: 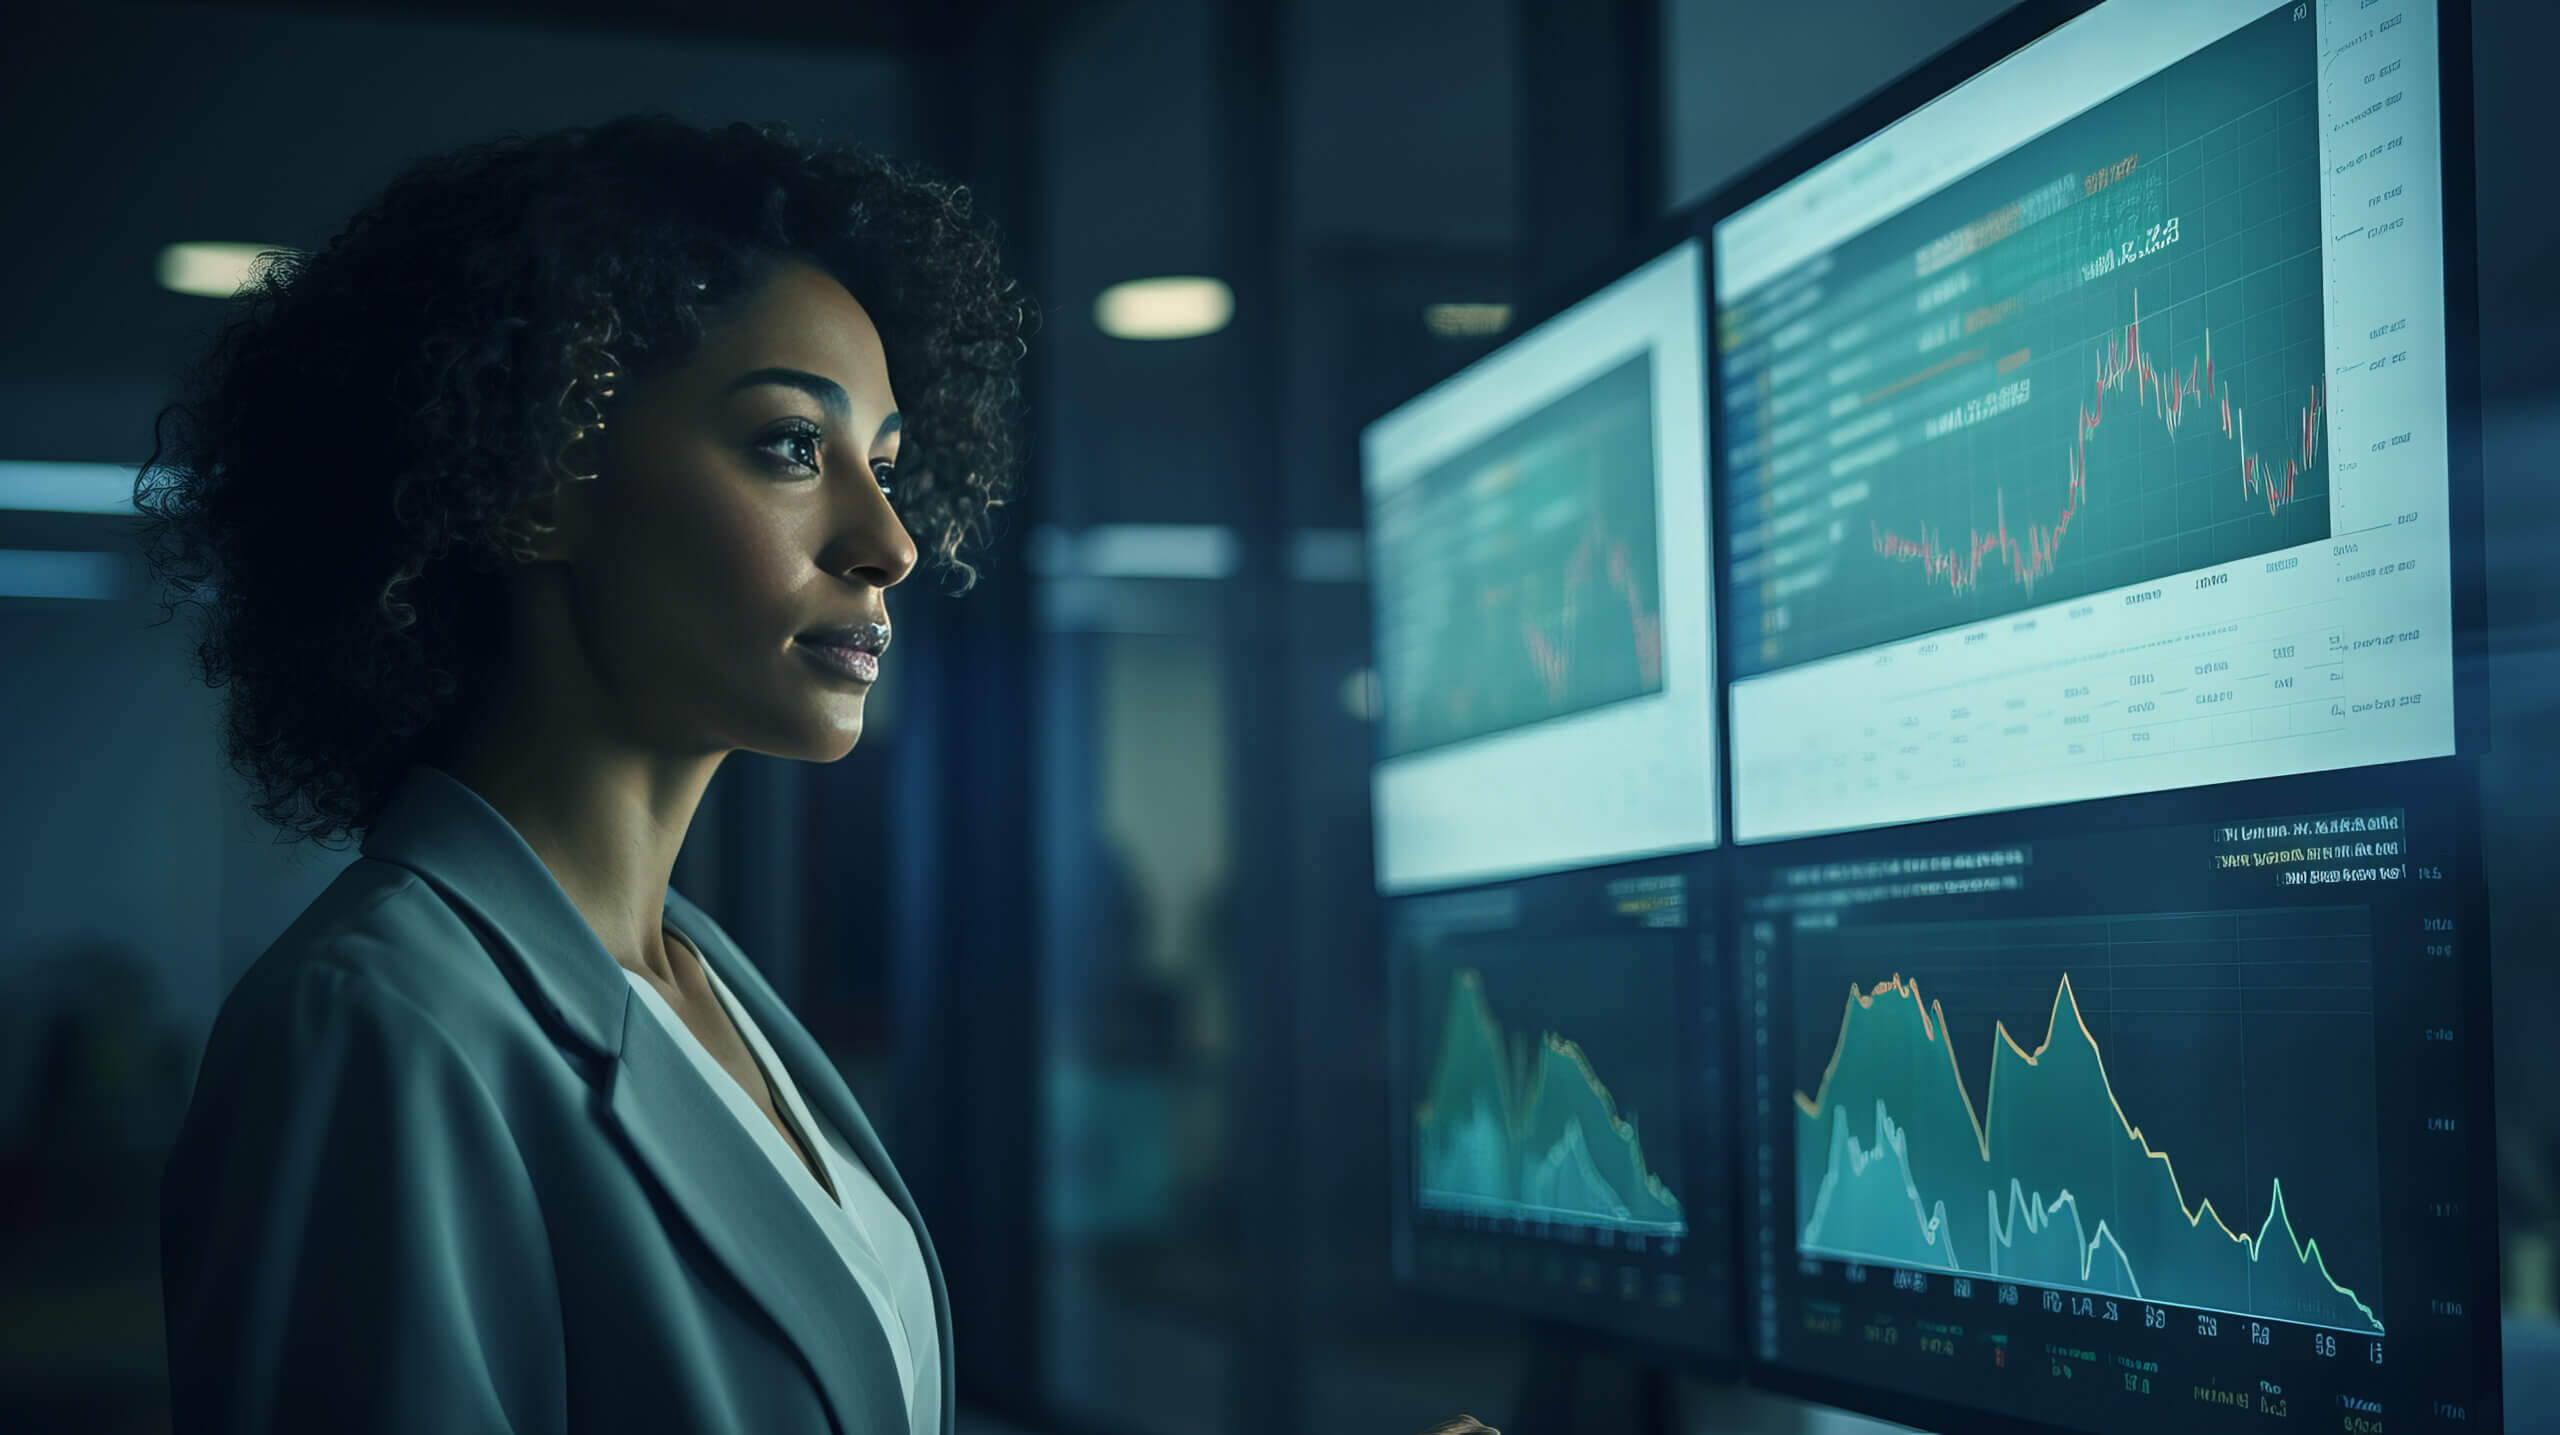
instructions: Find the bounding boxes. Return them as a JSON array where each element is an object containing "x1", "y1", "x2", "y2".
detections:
[
  {"x1": 360, "y1": 762, "x2": 908, "y2": 1435},
  {"x1": 668, "y1": 888, "x2": 958, "y2": 1434},
  {"x1": 604, "y1": 1006, "x2": 908, "y2": 1434}
]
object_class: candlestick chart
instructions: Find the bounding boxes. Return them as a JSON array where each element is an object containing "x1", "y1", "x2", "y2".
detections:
[
  {"x1": 1372, "y1": 352, "x2": 1665, "y2": 759},
  {"x1": 1788, "y1": 910, "x2": 2386, "y2": 1335},
  {"x1": 1415, "y1": 955, "x2": 1685, "y2": 1236},
  {"x1": 1718, "y1": 0, "x2": 2330, "y2": 676},
  {"x1": 1868, "y1": 293, "x2": 2327, "y2": 598}
]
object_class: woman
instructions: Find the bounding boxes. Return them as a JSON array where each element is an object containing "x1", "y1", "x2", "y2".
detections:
[
  {"x1": 140, "y1": 111, "x2": 1501, "y2": 1435},
  {"x1": 140, "y1": 114, "x2": 1010, "y2": 1434}
]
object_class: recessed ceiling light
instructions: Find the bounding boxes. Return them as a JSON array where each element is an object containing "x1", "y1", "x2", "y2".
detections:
[
  {"x1": 1095, "y1": 276, "x2": 1234, "y2": 341},
  {"x1": 157, "y1": 242, "x2": 296, "y2": 299},
  {"x1": 1424, "y1": 302, "x2": 1511, "y2": 338}
]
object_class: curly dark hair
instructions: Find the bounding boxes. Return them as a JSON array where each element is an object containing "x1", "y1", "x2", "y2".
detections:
[{"x1": 132, "y1": 114, "x2": 1029, "y2": 850}]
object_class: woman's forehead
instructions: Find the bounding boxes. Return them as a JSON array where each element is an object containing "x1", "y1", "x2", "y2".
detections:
[{"x1": 696, "y1": 265, "x2": 896, "y2": 407}]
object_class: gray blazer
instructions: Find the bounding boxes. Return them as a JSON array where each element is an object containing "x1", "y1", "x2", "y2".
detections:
[{"x1": 160, "y1": 761, "x2": 952, "y2": 1434}]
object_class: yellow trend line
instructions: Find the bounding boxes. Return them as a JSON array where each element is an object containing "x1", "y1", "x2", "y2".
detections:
[
  {"x1": 1793, "y1": 971, "x2": 2380, "y2": 1325},
  {"x1": 1421, "y1": 968, "x2": 1682, "y2": 1211},
  {"x1": 1416, "y1": 968, "x2": 1518, "y2": 1134},
  {"x1": 1537, "y1": 1034, "x2": 1685, "y2": 1209}
]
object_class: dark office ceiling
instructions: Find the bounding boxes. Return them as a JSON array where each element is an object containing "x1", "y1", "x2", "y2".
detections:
[
  {"x1": 152, "y1": 0, "x2": 1001, "y2": 54},
  {"x1": 0, "y1": 0, "x2": 1005, "y2": 463}
]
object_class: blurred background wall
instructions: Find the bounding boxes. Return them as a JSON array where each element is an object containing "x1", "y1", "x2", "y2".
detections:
[{"x1": 0, "y1": 1, "x2": 2549, "y2": 1432}]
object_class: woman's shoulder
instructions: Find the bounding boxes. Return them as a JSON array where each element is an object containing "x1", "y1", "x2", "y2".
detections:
[{"x1": 211, "y1": 857, "x2": 548, "y2": 1071}]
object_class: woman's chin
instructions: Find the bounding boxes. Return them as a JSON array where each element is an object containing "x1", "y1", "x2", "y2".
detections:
[
  {"x1": 816, "y1": 720, "x2": 866, "y2": 761},
  {"x1": 741, "y1": 714, "x2": 864, "y2": 764}
]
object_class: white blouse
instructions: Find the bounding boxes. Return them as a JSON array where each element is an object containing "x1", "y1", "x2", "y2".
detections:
[{"x1": 623, "y1": 939, "x2": 942, "y2": 1435}]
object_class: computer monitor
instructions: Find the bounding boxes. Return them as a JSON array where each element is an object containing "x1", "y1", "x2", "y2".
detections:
[
  {"x1": 1363, "y1": 238, "x2": 1716, "y2": 895},
  {"x1": 1711, "y1": 0, "x2": 2478, "y2": 845},
  {"x1": 1388, "y1": 856, "x2": 1733, "y2": 1358},
  {"x1": 1734, "y1": 758, "x2": 2499, "y2": 1433}
]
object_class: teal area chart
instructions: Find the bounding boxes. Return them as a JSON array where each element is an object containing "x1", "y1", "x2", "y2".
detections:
[
  {"x1": 1371, "y1": 353, "x2": 1665, "y2": 758},
  {"x1": 1391, "y1": 861, "x2": 1725, "y2": 1353},
  {"x1": 1721, "y1": 2, "x2": 2331, "y2": 676},
  {"x1": 1415, "y1": 943, "x2": 1685, "y2": 1236},
  {"x1": 1788, "y1": 911, "x2": 2386, "y2": 1334}
]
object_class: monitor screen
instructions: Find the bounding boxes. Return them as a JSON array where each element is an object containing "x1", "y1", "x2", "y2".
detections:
[
  {"x1": 1713, "y1": 0, "x2": 2462, "y2": 843},
  {"x1": 1735, "y1": 760, "x2": 2495, "y2": 1433},
  {"x1": 1364, "y1": 239, "x2": 1716, "y2": 894},
  {"x1": 1388, "y1": 857, "x2": 1733, "y2": 1356}
]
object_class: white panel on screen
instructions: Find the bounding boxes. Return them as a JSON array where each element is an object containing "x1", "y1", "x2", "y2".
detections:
[{"x1": 1365, "y1": 240, "x2": 1717, "y2": 894}]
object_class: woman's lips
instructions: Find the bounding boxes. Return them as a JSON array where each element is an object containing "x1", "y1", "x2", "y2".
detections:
[{"x1": 797, "y1": 639, "x2": 878, "y2": 683}]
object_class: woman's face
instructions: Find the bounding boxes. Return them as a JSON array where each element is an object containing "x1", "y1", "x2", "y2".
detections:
[{"x1": 556, "y1": 259, "x2": 915, "y2": 763}]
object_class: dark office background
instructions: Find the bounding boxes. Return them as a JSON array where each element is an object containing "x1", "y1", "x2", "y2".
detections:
[{"x1": 1, "y1": 1, "x2": 2552, "y2": 1431}]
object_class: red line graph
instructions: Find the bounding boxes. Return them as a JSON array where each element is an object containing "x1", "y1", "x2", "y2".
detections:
[
  {"x1": 1521, "y1": 514, "x2": 1663, "y2": 703},
  {"x1": 1870, "y1": 291, "x2": 2324, "y2": 597},
  {"x1": 1450, "y1": 512, "x2": 1662, "y2": 728}
]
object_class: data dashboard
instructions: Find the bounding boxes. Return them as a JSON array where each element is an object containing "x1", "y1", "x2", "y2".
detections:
[
  {"x1": 1715, "y1": 0, "x2": 2460, "y2": 843},
  {"x1": 1737, "y1": 761, "x2": 2492, "y2": 1433},
  {"x1": 1364, "y1": 0, "x2": 2495, "y2": 1425},
  {"x1": 1365, "y1": 239, "x2": 1717, "y2": 894},
  {"x1": 1388, "y1": 857, "x2": 1734, "y2": 1357}
]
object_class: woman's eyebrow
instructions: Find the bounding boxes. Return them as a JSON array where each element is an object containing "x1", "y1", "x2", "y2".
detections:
[
  {"x1": 873, "y1": 411, "x2": 902, "y2": 447},
  {"x1": 723, "y1": 367, "x2": 850, "y2": 425}
]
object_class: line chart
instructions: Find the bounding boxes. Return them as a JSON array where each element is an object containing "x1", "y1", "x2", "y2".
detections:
[
  {"x1": 1717, "y1": 0, "x2": 2330, "y2": 673},
  {"x1": 1793, "y1": 962, "x2": 2383, "y2": 1334},
  {"x1": 1518, "y1": 514, "x2": 1665, "y2": 704},
  {"x1": 1371, "y1": 352, "x2": 1667, "y2": 758},
  {"x1": 1418, "y1": 966, "x2": 1685, "y2": 1235},
  {"x1": 1871, "y1": 292, "x2": 2328, "y2": 597}
]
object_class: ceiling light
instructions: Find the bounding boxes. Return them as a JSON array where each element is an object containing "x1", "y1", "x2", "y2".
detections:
[
  {"x1": 1424, "y1": 302, "x2": 1511, "y2": 339},
  {"x1": 1095, "y1": 276, "x2": 1233, "y2": 341},
  {"x1": 0, "y1": 460, "x2": 140, "y2": 514},
  {"x1": 158, "y1": 242, "x2": 296, "y2": 299}
]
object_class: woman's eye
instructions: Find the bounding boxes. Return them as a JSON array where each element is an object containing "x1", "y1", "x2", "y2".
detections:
[
  {"x1": 756, "y1": 424, "x2": 825, "y2": 474},
  {"x1": 871, "y1": 462, "x2": 897, "y2": 500}
]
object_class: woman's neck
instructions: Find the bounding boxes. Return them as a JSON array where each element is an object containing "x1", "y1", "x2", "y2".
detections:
[{"x1": 439, "y1": 704, "x2": 724, "y2": 988}]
